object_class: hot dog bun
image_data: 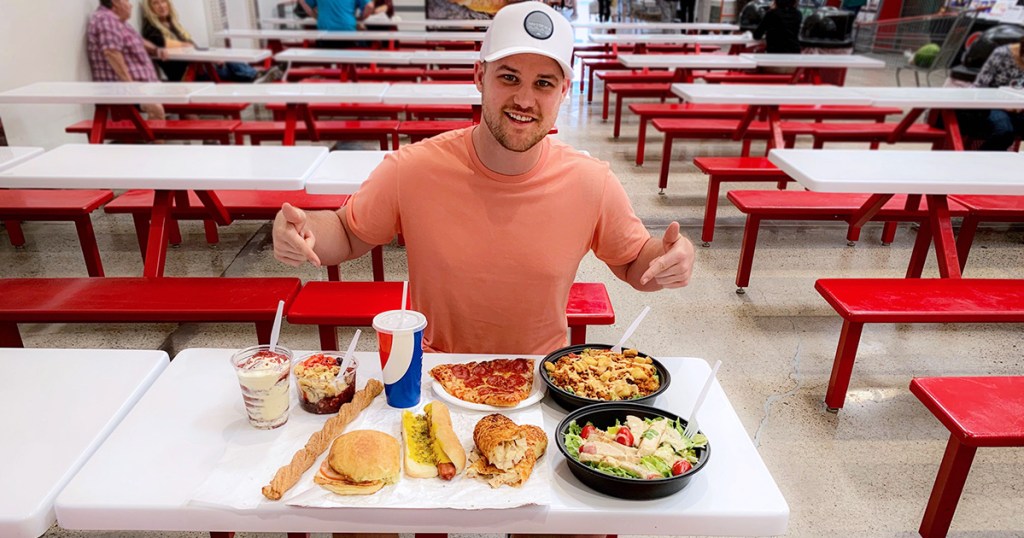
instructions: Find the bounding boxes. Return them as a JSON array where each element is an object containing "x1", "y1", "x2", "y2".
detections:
[
  {"x1": 402, "y1": 410, "x2": 439, "y2": 478},
  {"x1": 426, "y1": 401, "x2": 467, "y2": 474},
  {"x1": 402, "y1": 401, "x2": 467, "y2": 479}
]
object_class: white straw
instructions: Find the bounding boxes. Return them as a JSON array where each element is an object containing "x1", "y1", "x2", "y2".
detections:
[
  {"x1": 685, "y1": 360, "x2": 722, "y2": 438},
  {"x1": 611, "y1": 305, "x2": 651, "y2": 353},
  {"x1": 400, "y1": 280, "x2": 408, "y2": 323},
  {"x1": 268, "y1": 300, "x2": 285, "y2": 353}
]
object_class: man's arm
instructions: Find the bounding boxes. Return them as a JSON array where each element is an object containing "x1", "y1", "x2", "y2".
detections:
[
  {"x1": 273, "y1": 203, "x2": 376, "y2": 267},
  {"x1": 608, "y1": 222, "x2": 695, "y2": 291},
  {"x1": 102, "y1": 49, "x2": 134, "y2": 82}
]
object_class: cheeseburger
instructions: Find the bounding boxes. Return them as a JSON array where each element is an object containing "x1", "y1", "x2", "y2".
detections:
[{"x1": 314, "y1": 430, "x2": 401, "y2": 495}]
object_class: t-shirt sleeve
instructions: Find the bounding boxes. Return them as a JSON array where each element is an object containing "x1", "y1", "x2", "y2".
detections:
[
  {"x1": 590, "y1": 169, "x2": 650, "y2": 267},
  {"x1": 95, "y1": 15, "x2": 125, "y2": 52},
  {"x1": 344, "y1": 152, "x2": 402, "y2": 245}
]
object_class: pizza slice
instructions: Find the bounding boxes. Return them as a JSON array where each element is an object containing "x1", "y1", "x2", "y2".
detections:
[{"x1": 430, "y1": 358, "x2": 535, "y2": 407}]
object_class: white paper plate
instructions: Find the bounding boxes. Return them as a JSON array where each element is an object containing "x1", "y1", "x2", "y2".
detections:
[{"x1": 430, "y1": 359, "x2": 544, "y2": 412}]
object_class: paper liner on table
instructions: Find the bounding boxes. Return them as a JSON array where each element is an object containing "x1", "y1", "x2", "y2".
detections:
[{"x1": 190, "y1": 387, "x2": 550, "y2": 510}]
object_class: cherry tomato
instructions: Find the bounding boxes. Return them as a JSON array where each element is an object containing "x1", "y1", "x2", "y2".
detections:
[
  {"x1": 581, "y1": 425, "x2": 597, "y2": 439},
  {"x1": 672, "y1": 460, "x2": 692, "y2": 476},
  {"x1": 614, "y1": 426, "x2": 634, "y2": 446}
]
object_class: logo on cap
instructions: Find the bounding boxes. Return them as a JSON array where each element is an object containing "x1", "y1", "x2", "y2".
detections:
[{"x1": 523, "y1": 10, "x2": 554, "y2": 40}]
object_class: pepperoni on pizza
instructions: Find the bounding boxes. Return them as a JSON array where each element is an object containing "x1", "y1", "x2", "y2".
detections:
[{"x1": 430, "y1": 358, "x2": 535, "y2": 407}]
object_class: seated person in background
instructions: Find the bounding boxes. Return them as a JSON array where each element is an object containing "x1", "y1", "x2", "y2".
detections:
[
  {"x1": 141, "y1": 0, "x2": 259, "y2": 82},
  {"x1": 957, "y1": 36, "x2": 1024, "y2": 151},
  {"x1": 86, "y1": 0, "x2": 165, "y2": 120},
  {"x1": 752, "y1": 0, "x2": 802, "y2": 55},
  {"x1": 359, "y1": 0, "x2": 400, "y2": 30}
]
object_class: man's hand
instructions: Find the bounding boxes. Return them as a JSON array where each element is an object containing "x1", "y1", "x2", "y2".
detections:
[
  {"x1": 273, "y1": 203, "x2": 321, "y2": 267},
  {"x1": 639, "y1": 222, "x2": 693, "y2": 288}
]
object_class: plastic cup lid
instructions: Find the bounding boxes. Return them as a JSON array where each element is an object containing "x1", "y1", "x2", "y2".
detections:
[{"x1": 372, "y1": 310, "x2": 427, "y2": 334}]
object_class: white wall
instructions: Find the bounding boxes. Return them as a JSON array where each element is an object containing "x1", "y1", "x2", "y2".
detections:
[{"x1": 0, "y1": 0, "x2": 210, "y2": 149}]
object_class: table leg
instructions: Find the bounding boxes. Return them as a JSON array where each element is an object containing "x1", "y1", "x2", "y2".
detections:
[
  {"x1": 766, "y1": 106, "x2": 784, "y2": 151},
  {"x1": 143, "y1": 190, "x2": 174, "y2": 278},
  {"x1": 283, "y1": 105, "x2": 298, "y2": 146},
  {"x1": 182, "y1": 64, "x2": 198, "y2": 82},
  {"x1": 849, "y1": 193, "x2": 894, "y2": 230},
  {"x1": 89, "y1": 105, "x2": 110, "y2": 145},
  {"x1": 926, "y1": 194, "x2": 961, "y2": 279},
  {"x1": 906, "y1": 217, "x2": 932, "y2": 279},
  {"x1": 194, "y1": 190, "x2": 233, "y2": 226},
  {"x1": 733, "y1": 104, "x2": 758, "y2": 141},
  {"x1": 888, "y1": 108, "x2": 925, "y2": 145},
  {"x1": 300, "y1": 104, "x2": 320, "y2": 142},
  {"x1": 940, "y1": 109, "x2": 964, "y2": 151},
  {"x1": 919, "y1": 436, "x2": 977, "y2": 538}
]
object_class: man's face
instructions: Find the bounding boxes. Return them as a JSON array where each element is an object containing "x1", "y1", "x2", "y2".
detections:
[
  {"x1": 112, "y1": 0, "x2": 133, "y2": 21},
  {"x1": 474, "y1": 53, "x2": 570, "y2": 153}
]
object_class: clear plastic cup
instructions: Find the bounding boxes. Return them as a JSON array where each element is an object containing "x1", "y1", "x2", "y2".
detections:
[
  {"x1": 372, "y1": 310, "x2": 427, "y2": 408},
  {"x1": 293, "y1": 351, "x2": 357, "y2": 414},
  {"x1": 231, "y1": 344, "x2": 293, "y2": 429}
]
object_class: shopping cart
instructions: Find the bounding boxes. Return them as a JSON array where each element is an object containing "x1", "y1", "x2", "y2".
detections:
[{"x1": 854, "y1": 9, "x2": 979, "y2": 86}]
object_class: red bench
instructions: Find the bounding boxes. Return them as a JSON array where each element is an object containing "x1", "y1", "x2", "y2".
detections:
[
  {"x1": 285, "y1": 67, "x2": 343, "y2": 82},
  {"x1": 582, "y1": 60, "x2": 628, "y2": 101},
  {"x1": 810, "y1": 122, "x2": 948, "y2": 149},
  {"x1": 423, "y1": 68, "x2": 475, "y2": 81},
  {"x1": 727, "y1": 191, "x2": 971, "y2": 291},
  {"x1": 0, "y1": 189, "x2": 114, "y2": 277},
  {"x1": 652, "y1": 119, "x2": 814, "y2": 193},
  {"x1": 162, "y1": 103, "x2": 250, "y2": 120},
  {"x1": 604, "y1": 83, "x2": 673, "y2": 137},
  {"x1": 266, "y1": 102, "x2": 405, "y2": 121},
  {"x1": 596, "y1": 70, "x2": 676, "y2": 119},
  {"x1": 910, "y1": 376, "x2": 1024, "y2": 538},
  {"x1": 692, "y1": 157, "x2": 792, "y2": 246},
  {"x1": 948, "y1": 195, "x2": 1024, "y2": 272},
  {"x1": 103, "y1": 189, "x2": 386, "y2": 282},
  {"x1": 397, "y1": 121, "x2": 476, "y2": 144},
  {"x1": 406, "y1": 104, "x2": 476, "y2": 120},
  {"x1": 355, "y1": 67, "x2": 426, "y2": 82},
  {"x1": 815, "y1": 278, "x2": 1024, "y2": 411},
  {"x1": 287, "y1": 281, "x2": 615, "y2": 351},
  {"x1": 233, "y1": 120, "x2": 399, "y2": 149},
  {"x1": 0, "y1": 277, "x2": 302, "y2": 347},
  {"x1": 66, "y1": 119, "x2": 239, "y2": 144},
  {"x1": 700, "y1": 72, "x2": 795, "y2": 84}
]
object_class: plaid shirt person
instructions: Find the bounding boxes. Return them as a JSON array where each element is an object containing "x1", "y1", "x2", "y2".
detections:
[{"x1": 86, "y1": 5, "x2": 158, "y2": 82}]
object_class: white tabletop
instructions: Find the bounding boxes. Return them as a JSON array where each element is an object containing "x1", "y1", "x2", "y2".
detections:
[
  {"x1": 55, "y1": 348, "x2": 788, "y2": 535},
  {"x1": 574, "y1": 21, "x2": 740, "y2": 31},
  {"x1": 618, "y1": 54, "x2": 757, "y2": 70},
  {"x1": 394, "y1": 19, "x2": 493, "y2": 29},
  {"x1": 407, "y1": 50, "x2": 481, "y2": 65},
  {"x1": 0, "y1": 146, "x2": 44, "y2": 172},
  {"x1": 672, "y1": 83, "x2": 873, "y2": 105},
  {"x1": 275, "y1": 48, "x2": 415, "y2": 65},
  {"x1": 740, "y1": 53, "x2": 886, "y2": 69},
  {"x1": 261, "y1": 17, "x2": 318, "y2": 27},
  {"x1": 589, "y1": 33, "x2": 760, "y2": 45},
  {"x1": 305, "y1": 150, "x2": 389, "y2": 194},
  {"x1": 769, "y1": 149, "x2": 1024, "y2": 195},
  {"x1": 217, "y1": 28, "x2": 321, "y2": 41},
  {"x1": 0, "y1": 81, "x2": 213, "y2": 105},
  {"x1": 319, "y1": 30, "x2": 487, "y2": 42},
  {"x1": 0, "y1": 144, "x2": 329, "y2": 190},
  {"x1": 851, "y1": 86, "x2": 1024, "y2": 108},
  {"x1": 382, "y1": 83, "x2": 480, "y2": 105},
  {"x1": 163, "y1": 47, "x2": 272, "y2": 63},
  {"x1": 189, "y1": 82, "x2": 389, "y2": 104},
  {"x1": 0, "y1": 348, "x2": 168, "y2": 538}
]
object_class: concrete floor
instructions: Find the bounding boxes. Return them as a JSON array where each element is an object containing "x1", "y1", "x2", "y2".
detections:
[{"x1": 13, "y1": 51, "x2": 1024, "y2": 538}]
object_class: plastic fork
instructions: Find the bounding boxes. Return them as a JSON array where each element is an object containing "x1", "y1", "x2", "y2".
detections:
[
  {"x1": 684, "y1": 359, "x2": 721, "y2": 439},
  {"x1": 611, "y1": 305, "x2": 651, "y2": 354}
]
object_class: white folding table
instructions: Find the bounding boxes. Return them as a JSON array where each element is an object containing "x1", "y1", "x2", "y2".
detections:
[
  {"x1": 848, "y1": 87, "x2": 1024, "y2": 151},
  {"x1": 190, "y1": 82, "x2": 389, "y2": 145},
  {"x1": 304, "y1": 150, "x2": 389, "y2": 194},
  {"x1": 769, "y1": 149, "x2": 1024, "y2": 278},
  {"x1": 393, "y1": 19, "x2": 493, "y2": 29},
  {"x1": 0, "y1": 146, "x2": 43, "y2": 172},
  {"x1": 163, "y1": 47, "x2": 272, "y2": 82},
  {"x1": 0, "y1": 81, "x2": 212, "y2": 144},
  {"x1": 55, "y1": 348, "x2": 789, "y2": 536},
  {"x1": 574, "y1": 21, "x2": 741, "y2": 32},
  {"x1": 407, "y1": 50, "x2": 481, "y2": 66},
  {"x1": 740, "y1": 53, "x2": 885, "y2": 85},
  {"x1": 589, "y1": 33, "x2": 761, "y2": 54},
  {"x1": 672, "y1": 83, "x2": 873, "y2": 150},
  {"x1": 0, "y1": 144, "x2": 328, "y2": 277},
  {"x1": 260, "y1": 17, "x2": 318, "y2": 28},
  {"x1": 618, "y1": 54, "x2": 757, "y2": 82},
  {"x1": 383, "y1": 83, "x2": 481, "y2": 121},
  {"x1": 0, "y1": 348, "x2": 168, "y2": 538}
]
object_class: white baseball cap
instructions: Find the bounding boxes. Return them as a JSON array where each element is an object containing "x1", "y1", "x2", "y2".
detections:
[{"x1": 479, "y1": 1, "x2": 574, "y2": 80}]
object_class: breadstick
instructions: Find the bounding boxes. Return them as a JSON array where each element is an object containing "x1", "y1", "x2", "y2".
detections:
[{"x1": 261, "y1": 379, "x2": 383, "y2": 500}]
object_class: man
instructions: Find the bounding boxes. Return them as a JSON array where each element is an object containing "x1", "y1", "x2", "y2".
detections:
[
  {"x1": 86, "y1": 0, "x2": 166, "y2": 120},
  {"x1": 274, "y1": 1, "x2": 695, "y2": 356},
  {"x1": 298, "y1": 0, "x2": 373, "y2": 47},
  {"x1": 752, "y1": 0, "x2": 803, "y2": 55}
]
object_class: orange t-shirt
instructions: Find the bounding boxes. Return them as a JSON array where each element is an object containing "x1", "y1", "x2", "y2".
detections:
[{"x1": 346, "y1": 128, "x2": 650, "y2": 355}]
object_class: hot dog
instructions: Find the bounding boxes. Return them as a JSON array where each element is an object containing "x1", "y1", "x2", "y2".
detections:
[{"x1": 401, "y1": 401, "x2": 467, "y2": 480}]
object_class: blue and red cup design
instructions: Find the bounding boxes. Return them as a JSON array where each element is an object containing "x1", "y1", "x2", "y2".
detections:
[{"x1": 372, "y1": 310, "x2": 427, "y2": 408}]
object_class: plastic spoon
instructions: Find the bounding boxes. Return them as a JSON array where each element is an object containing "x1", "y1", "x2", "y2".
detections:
[
  {"x1": 684, "y1": 359, "x2": 722, "y2": 439},
  {"x1": 268, "y1": 300, "x2": 285, "y2": 353},
  {"x1": 611, "y1": 305, "x2": 651, "y2": 354},
  {"x1": 336, "y1": 329, "x2": 361, "y2": 390}
]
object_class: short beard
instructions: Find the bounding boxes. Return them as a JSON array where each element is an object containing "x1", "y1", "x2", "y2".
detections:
[{"x1": 481, "y1": 107, "x2": 547, "y2": 152}]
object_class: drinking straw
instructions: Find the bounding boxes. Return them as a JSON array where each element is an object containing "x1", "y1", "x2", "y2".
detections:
[{"x1": 400, "y1": 280, "x2": 408, "y2": 324}]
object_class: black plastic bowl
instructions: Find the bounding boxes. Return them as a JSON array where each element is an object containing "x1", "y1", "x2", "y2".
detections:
[
  {"x1": 540, "y1": 343, "x2": 671, "y2": 411},
  {"x1": 555, "y1": 403, "x2": 711, "y2": 500}
]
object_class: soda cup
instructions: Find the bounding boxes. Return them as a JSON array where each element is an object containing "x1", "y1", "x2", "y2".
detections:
[
  {"x1": 231, "y1": 344, "x2": 293, "y2": 429},
  {"x1": 372, "y1": 310, "x2": 427, "y2": 408}
]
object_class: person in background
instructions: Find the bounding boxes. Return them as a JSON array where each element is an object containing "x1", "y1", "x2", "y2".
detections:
[
  {"x1": 597, "y1": 0, "x2": 612, "y2": 22},
  {"x1": 299, "y1": 0, "x2": 374, "y2": 48},
  {"x1": 359, "y1": 0, "x2": 401, "y2": 30},
  {"x1": 956, "y1": 36, "x2": 1024, "y2": 151},
  {"x1": 752, "y1": 0, "x2": 802, "y2": 54},
  {"x1": 86, "y1": 0, "x2": 165, "y2": 120},
  {"x1": 840, "y1": 0, "x2": 866, "y2": 20},
  {"x1": 140, "y1": 0, "x2": 260, "y2": 82},
  {"x1": 678, "y1": 0, "x2": 696, "y2": 23},
  {"x1": 273, "y1": 1, "x2": 695, "y2": 356}
]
